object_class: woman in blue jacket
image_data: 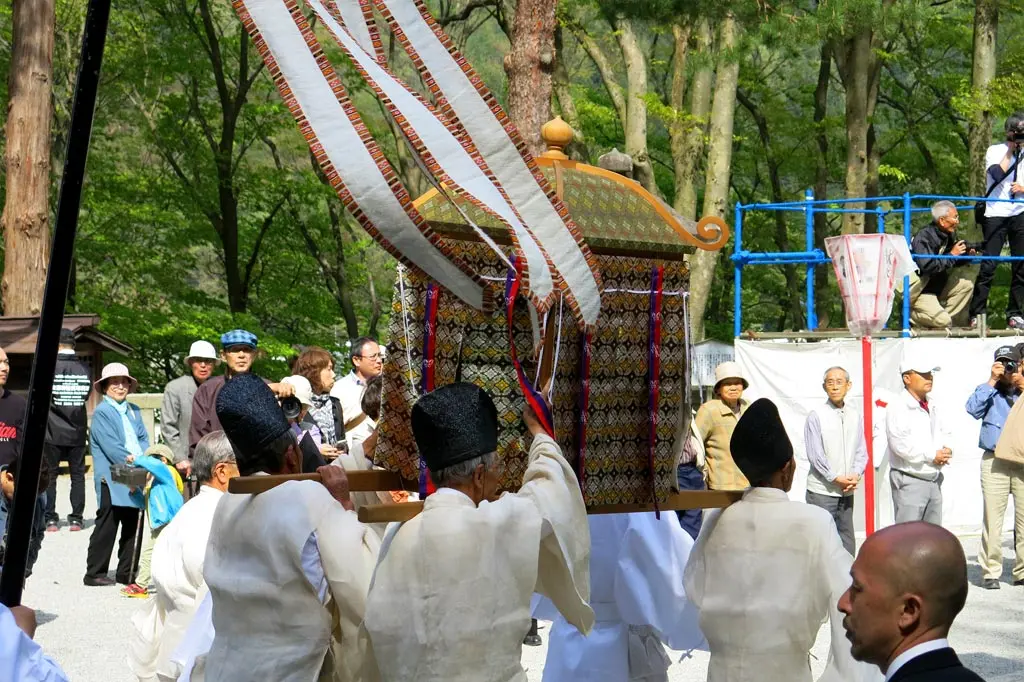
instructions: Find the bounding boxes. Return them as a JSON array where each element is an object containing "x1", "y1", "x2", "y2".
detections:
[{"x1": 84, "y1": 363, "x2": 147, "y2": 587}]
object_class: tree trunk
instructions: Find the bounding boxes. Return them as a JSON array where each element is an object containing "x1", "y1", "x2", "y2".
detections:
[
  {"x1": 552, "y1": 27, "x2": 588, "y2": 160},
  {"x1": 837, "y1": 28, "x2": 871, "y2": 234},
  {"x1": 690, "y1": 13, "x2": 738, "y2": 341},
  {"x1": 503, "y1": 0, "x2": 556, "y2": 157},
  {"x1": 2, "y1": 0, "x2": 56, "y2": 315},
  {"x1": 737, "y1": 89, "x2": 804, "y2": 329},
  {"x1": 672, "y1": 19, "x2": 713, "y2": 220},
  {"x1": 614, "y1": 15, "x2": 657, "y2": 194},
  {"x1": 813, "y1": 42, "x2": 832, "y2": 328},
  {"x1": 969, "y1": 0, "x2": 998, "y2": 198}
]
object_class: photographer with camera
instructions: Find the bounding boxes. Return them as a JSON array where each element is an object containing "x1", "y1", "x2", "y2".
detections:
[
  {"x1": 280, "y1": 375, "x2": 328, "y2": 473},
  {"x1": 969, "y1": 113, "x2": 1024, "y2": 329},
  {"x1": 907, "y1": 201, "x2": 976, "y2": 329},
  {"x1": 966, "y1": 345, "x2": 1024, "y2": 590}
]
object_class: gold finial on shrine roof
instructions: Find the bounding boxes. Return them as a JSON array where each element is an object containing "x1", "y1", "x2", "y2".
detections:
[{"x1": 540, "y1": 116, "x2": 574, "y2": 160}]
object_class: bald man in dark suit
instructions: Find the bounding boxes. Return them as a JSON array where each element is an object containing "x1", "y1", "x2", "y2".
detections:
[{"x1": 838, "y1": 522, "x2": 985, "y2": 682}]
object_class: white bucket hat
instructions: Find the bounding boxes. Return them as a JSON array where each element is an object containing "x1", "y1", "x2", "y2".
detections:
[
  {"x1": 95, "y1": 362, "x2": 139, "y2": 392},
  {"x1": 713, "y1": 361, "x2": 748, "y2": 390},
  {"x1": 282, "y1": 375, "x2": 314, "y2": 407},
  {"x1": 186, "y1": 340, "x2": 220, "y2": 365}
]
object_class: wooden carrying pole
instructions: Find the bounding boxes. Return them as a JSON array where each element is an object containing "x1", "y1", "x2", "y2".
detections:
[
  {"x1": 227, "y1": 473, "x2": 741, "y2": 523},
  {"x1": 228, "y1": 470, "x2": 419, "y2": 495},
  {"x1": 356, "y1": 490, "x2": 742, "y2": 524},
  {"x1": 0, "y1": 0, "x2": 112, "y2": 608}
]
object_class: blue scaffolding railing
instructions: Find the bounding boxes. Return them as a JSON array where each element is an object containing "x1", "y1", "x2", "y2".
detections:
[{"x1": 733, "y1": 191, "x2": 1024, "y2": 338}]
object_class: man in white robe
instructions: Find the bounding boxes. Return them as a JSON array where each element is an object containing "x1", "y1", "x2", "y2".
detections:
[
  {"x1": 127, "y1": 431, "x2": 239, "y2": 681},
  {"x1": 362, "y1": 382, "x2": 593, "y2": 682},
  {"x1": 683, "y1": 398, "x2": 880, "y2": 682},
  {"x1": 200, "y1": 374, "x2": 381, "y2": 682},
  {"x1": 542, "y1": 512, "x2": 705, "y2": 682}
]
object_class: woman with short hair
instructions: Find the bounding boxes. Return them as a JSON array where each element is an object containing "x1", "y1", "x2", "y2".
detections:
[
  {"x1": 291, "y1": 347, "x2": 345, "y2": 455},
  {"x1": 84, "y1": 363, "x2": 148, "y2": 587}
]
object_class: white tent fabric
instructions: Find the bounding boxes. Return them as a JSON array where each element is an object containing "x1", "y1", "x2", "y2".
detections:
[{"x1": 734, "y1": 337, "x2": 1018, "y2": 535}]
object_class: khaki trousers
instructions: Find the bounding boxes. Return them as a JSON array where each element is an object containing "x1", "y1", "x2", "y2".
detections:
[
  {"x1": 979, "y1": 452, "x2": 1024, "y2": 581},
  {"x1": 908, "y1": 271, "x2": 973, "y2": 328},
  {"x1": 135, "y1": 525, "x2": 161, "y2": 588}
]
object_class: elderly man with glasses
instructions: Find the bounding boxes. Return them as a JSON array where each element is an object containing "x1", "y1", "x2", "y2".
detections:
[
  {"x1": 187, "y1": 330, "x2": 293, "y2": 460},
  {"x1": 128, "y1": 430, "x2": 239, "y2": 682},
  {"x1": 331, "y1": 336, "x2": 383, "y2": 448},
  {"x1": 804, "y1": 366, "x2": 868, "y2": 556}
]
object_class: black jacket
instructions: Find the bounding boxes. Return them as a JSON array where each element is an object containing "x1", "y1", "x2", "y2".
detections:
[
  {"x1": 46, "y1": 352, "x2": 91, "y2": 447},
  {"x1": 910, "y1": 222, "x2": 961, "y2": 296},
  {"x1": 889, "y1": 647, "x2": 985, "y2": 682}
]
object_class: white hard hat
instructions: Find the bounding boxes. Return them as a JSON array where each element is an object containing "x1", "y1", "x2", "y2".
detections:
[{"x1": 186, "y1": 340, "x2": 220, "y2": 364}]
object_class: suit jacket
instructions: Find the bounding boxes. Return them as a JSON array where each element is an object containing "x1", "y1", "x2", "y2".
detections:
[{"x1": 889, "y1": 648, "x2": 985, "y2": 682}]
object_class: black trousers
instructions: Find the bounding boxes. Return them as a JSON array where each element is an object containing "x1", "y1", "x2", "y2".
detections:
[
  {"x1": 44, "y1": 442, "x2": 86, "y2": 524},
  {"x1": 969, "y1": 212, "x2": 1024, "y2": 318},
  {"x1": 85, "y1": 482, "x2": 141, "y2": 583}
]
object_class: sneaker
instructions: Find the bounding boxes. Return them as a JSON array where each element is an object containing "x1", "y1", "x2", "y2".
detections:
[
  {"x1": 969, "y1": 316, "x2": 979, "y2": 330},
  {"x1": 120, "y1": 583, "x2": 149, "y2": 599},
  {"x1": 45, "y1": 522, "x2": 59, "y2": 533},
  {"x1": 1009, "y1": 316, "x2": 1024, "y2": 329},
  {"x1": 68, "y1": 522, "x2": 82, "y2": 532},
  {"x1": 982, "y1": 578, "x2": 1001, "y2": 590},
  {"x1": 83, "y1": 575, "x2": 115, "y2": 587}
]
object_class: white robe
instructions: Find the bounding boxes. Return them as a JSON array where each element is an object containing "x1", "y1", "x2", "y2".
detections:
[
  {"x1": 362, "y1": 433, "x2": 593, "y2": 682},
  {"x1": 542, "y1": 512, "x2": 706, "y2": 682},
  {"x1": 202, "y1": 479, "x2": 380, "y2": 682},
  {"x1": 127, "y1": 485, "x2": 223, "y2": 682},
  {"x1": 683, "y1": 487, "x2": 881, "y2": 682}
]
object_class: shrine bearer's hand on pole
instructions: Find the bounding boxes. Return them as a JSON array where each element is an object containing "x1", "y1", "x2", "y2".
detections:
[{"x1": 318, "y1": 465, "x2": 354, "y2": 512}]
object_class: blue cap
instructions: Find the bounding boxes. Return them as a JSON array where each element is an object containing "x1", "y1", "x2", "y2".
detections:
[{"x1": 220, "y1": 329, "x2": 258, "y2": 349}]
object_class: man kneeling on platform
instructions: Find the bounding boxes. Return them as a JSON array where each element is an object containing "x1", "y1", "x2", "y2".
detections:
[
  {"x1": 908, "y1": 201, "x2": 976, "y2": 329},
  {"x1": 362, "y1": 382, "x2": 594, "y2": 682}
]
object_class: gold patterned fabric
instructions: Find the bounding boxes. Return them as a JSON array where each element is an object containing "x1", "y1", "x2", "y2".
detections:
[{"x1": 376, "y1": 242, "x2": 690, "y2": 505}]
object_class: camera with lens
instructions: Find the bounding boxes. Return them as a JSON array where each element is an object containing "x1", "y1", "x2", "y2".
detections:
[
  {"x1": 280, "y1": 396, "x2": 303, "y2": 420},
  {"x1": 1002, "y1": 358, "x2": 1019, "y2": 375}
]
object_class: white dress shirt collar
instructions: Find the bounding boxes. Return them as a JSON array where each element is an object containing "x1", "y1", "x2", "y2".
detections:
[{"x1": 885, "y1": 638, "x2": 949, "y2": 681}]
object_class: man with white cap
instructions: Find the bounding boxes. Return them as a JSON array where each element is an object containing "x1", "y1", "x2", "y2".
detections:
[
  {"x1": 694, "y1": 361, "x2": 750, "y2": 491},
  {"x1": 886, "y1": 357, "x2": 951, "y2": 524},
  {"x1": 161, "y1": 341, "x2": 219, "y2": 484}
]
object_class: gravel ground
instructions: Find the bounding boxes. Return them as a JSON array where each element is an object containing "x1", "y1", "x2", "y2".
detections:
[{"x1": 20, "y1": 475, "x2": 1024, "y2": 681}]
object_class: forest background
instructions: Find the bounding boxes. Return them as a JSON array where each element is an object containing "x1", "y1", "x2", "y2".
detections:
[{"x1": 0, "y1": 0, "x2": 1019, "y2": 390}]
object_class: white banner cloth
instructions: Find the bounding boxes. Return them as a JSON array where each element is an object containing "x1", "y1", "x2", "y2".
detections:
[{"x1": 735, "y1": 337, "x2": 1016, "y2": 535}]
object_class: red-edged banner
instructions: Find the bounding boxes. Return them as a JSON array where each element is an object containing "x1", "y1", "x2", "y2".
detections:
[
  {"x1": 575, "y1": 330, "x2": 592, "y2": 497},
  {"x1": 647, "y1": 266, "x2": 664, "y2": 517},
  {"x1": 504, "y1": 259, "x2": 555, "y2": 439},
  {"x1": 418, "y1": 283, "x2": 440, "y2": 498}
]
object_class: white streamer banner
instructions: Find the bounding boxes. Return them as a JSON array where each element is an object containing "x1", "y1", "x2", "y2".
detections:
[
  {"x1": 304, "y1": 0, "x2": 555, "y2": 307},
  {"x1": 232, "y1": 0, "x2": 486, "y2": 310},
  {"x1": 373, "y1": 0, "x2": 603, "y2": 328}
]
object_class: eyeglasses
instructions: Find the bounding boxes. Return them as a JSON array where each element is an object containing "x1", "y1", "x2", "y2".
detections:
[
  {"x1": 356, "y1": 353, "x2": 382, "y2": 360},
  {"x1": 824, "y1": 380, "x2": 848, "y2": 387}
]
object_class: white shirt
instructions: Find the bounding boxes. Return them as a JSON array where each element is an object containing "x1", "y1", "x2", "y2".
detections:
[
  {"x1": 0, "y1": 605, "x2": 69, "y2": 682},
  {"x1": 684, "y1": 487, "x2": 880, "y2": 682},
  {"x1": 331, "y1": 371, "x2": 366, "y2": 425},
  {"x1": 542, "y1": 512, "x2": 705, "y2": 682},
  {"x1": 884, "y1": 638, "x2": 949, "y2": 681},
  {"x1": 985, "y1": 143, "x2": 1024, "y2": 218},
  {"x1": 885, "y1": 390, "x2": 949, "y2": 481}
]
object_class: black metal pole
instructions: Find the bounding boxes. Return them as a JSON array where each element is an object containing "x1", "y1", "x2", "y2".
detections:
[{"x1": 0, "y1": 0, "x2": 112, "y2": 607}]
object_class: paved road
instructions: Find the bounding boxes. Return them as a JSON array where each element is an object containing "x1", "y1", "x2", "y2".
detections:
[{"x1": 20, "y1": 476, "x2": 1024, "y2": 681}]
